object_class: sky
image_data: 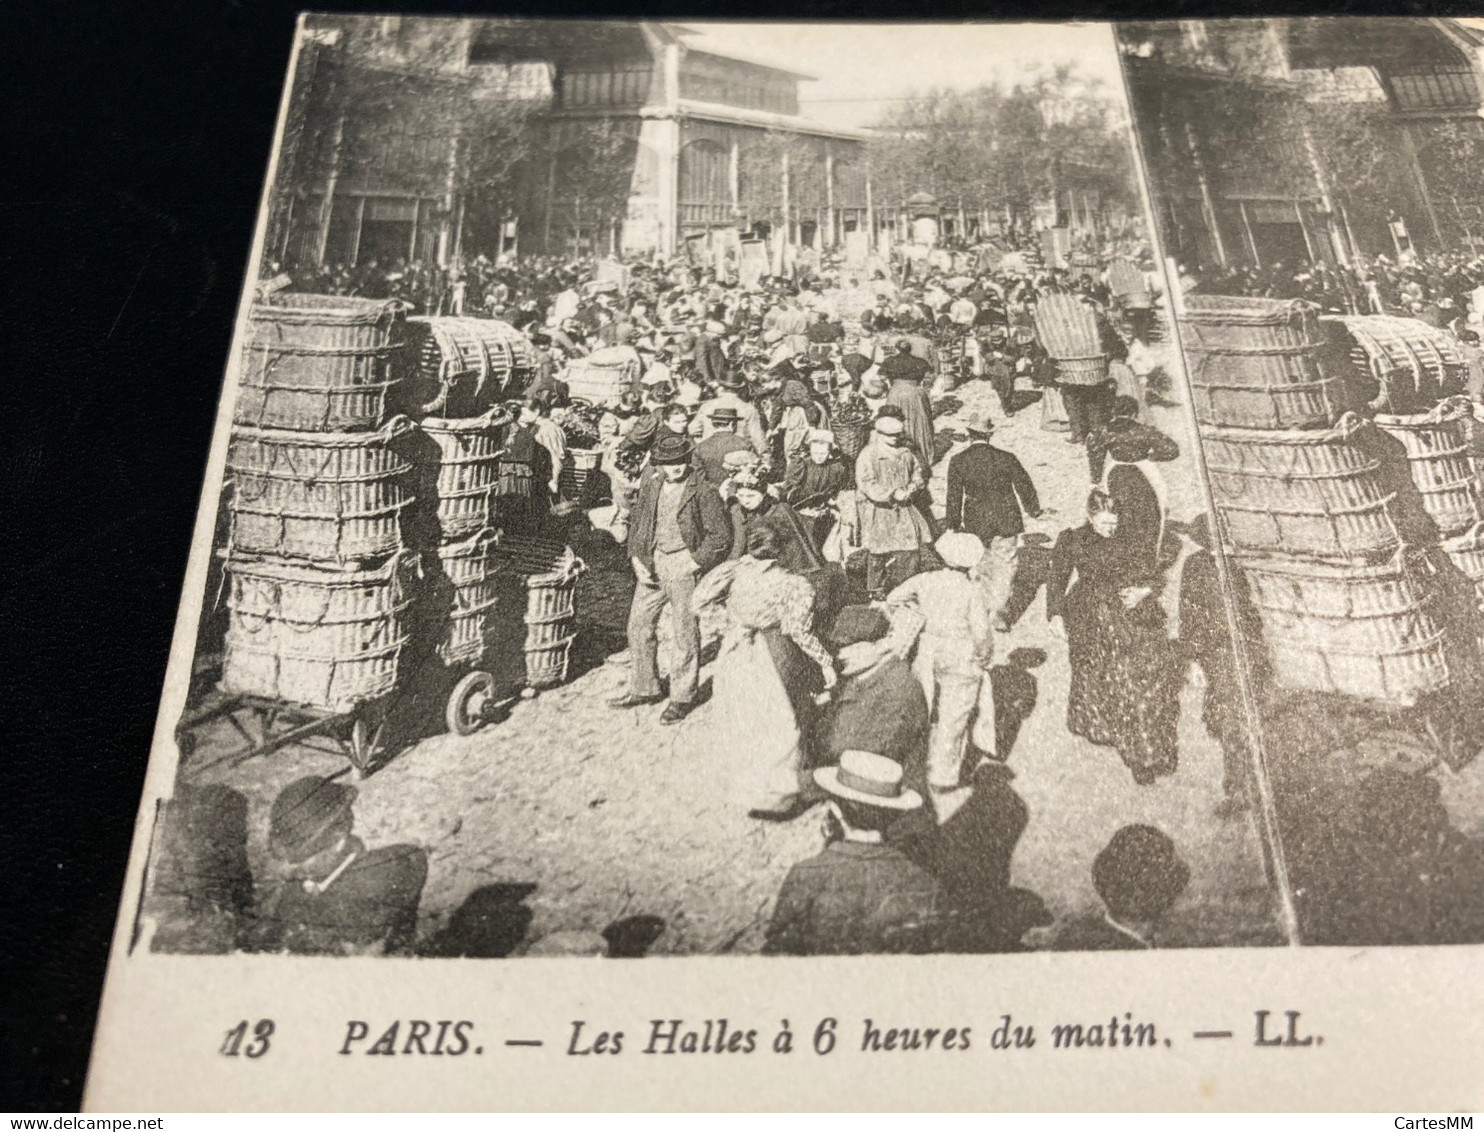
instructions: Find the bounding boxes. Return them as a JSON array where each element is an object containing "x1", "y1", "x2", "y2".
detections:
[{"x1": 679, "y1": 22, "x2": 1127, "y2": 130}]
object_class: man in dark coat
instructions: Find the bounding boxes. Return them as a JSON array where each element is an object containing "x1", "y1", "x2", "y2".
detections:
[
  {"x1": 693, "y1": 406, "x2": 753, "y2": 487},
  {"x1": 818, "y1": 605, "x2": 931, "y2": 784},
  {"x1": 763, "y1": 750, "x2": 943, "y2": 955},
  {"x1": 611, "y1": 433, "x2": 732, "y2": 724},
  {"x1": 943, "y1": 412, "x2": 1041, "y2": 628},
  {"x1": 1052, "y1": 824, "x2": 1190, "y2": 951},
  {"x1": 250, "y1": 776, "x2": 427, "y2": 956}
]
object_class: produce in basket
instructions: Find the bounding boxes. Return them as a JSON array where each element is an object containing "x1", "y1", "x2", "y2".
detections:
[{"x1": 552, "y1": 402, "x2": 603, "y2": 449}]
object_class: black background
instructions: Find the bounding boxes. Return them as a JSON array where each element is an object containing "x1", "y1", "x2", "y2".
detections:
[{"x1": 0, "y1": 0, "x2": 1477, "y2": 1111}]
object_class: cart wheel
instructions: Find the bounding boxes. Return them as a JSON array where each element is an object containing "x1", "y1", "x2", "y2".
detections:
[
  {"x1": 347, "y1": 715, "x2": 387, "y2": 779},
  {"x1": 447, "y1": 670, "x2": 496, "y2": 737}
]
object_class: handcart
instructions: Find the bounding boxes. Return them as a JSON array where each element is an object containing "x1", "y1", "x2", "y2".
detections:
[
  {"x1": 444, "y1": 536, "x2": 586, "y2": 737},
  {"x1": 175, "y1": 690, "x2": 396, "y2": 779}
]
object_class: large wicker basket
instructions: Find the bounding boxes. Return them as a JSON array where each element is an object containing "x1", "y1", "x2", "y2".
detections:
[
  {"x1": 415, "y1": 411, "x2": 505, "y2": 541},
  {"x1": 1373, "y1": 395, "x2": 1481, "y2": 538},
  {"x1": 1324, "y1": 314, "x2": 1464, "y2": 414},
  {"x1": 434, "y1": 527, "x2": 503, "y2": 667},
  {"x1": 1203, "y1": 414, "x2": 1399, "y2": 562},
  {"x1": 1179, "y1": 295, "x2": 1341, "y2": 430},
  {"x1": 492, "y1": 537, "x2": 586, "y2": 689},
  {"x1": 1033, "y1": 293, "x2": 1107, "y2": 386},
  {"x1": 220, "y1": 549, "x2": 418, "y2": 712},
  {"x1": 1238, "y1": 550, "x2": 1450, "y2": 707},
  {"x1": 558, "y1": 446, "x2": 606, "y2": 507},
  {"x1": 227, "y1": 416, "x2": 414, "y2": 565},
  {"x1": 239, "y1": 294, "x2": 406, "y2": 432},
  {"x1": 403, "y1": 316, "x2": 535, "y2": 417},
  {"x1": 563, "y1": 346, "x2": 643, "y2": 406},
  {"x1": 1442, "y1": 520, "x2": 1484, "y2": 607}
]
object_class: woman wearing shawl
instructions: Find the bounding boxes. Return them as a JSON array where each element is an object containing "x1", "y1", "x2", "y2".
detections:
[
  {"x1": 694, "y1": 526, "x2": 838, "y2": 820},
  {"x1": 1047, "y1": 489, "x2": 1181, "y2": 786}
]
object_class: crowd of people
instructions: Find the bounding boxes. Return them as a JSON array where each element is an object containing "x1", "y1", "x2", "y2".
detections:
[
  {"x1": 456, "y1": 242, "x2": 1269, "y2": 956},
  {"x1": 179, "y1": 239, "x2": 1288, "y2": 958}
]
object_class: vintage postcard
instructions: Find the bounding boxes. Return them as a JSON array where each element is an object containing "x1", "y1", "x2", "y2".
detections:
[{"x1": 83, "y1": 16, "x2": 1484, "y2": 1111}]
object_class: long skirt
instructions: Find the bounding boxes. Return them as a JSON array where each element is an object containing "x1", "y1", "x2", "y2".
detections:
[
  {"x1": 1040, "y1": 385, "x2": 1070, "y2": 432},
  {"x1": 713, "y1": 627, "x2": 821, "y2": 813},
  {"x1": 1063, "y1": 584, "x2": 1180, "y2": 783},
  {"x1": 886, "y1": 379, "x2": 936, "y2": 472}
]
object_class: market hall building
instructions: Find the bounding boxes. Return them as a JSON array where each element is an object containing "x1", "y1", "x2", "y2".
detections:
[
  {"x1": 267, "y1": 17, "x2": 869, "y2": 269},
  {"x1": 1121, "y1": 17, "x2": 1484, "y2": 273}
]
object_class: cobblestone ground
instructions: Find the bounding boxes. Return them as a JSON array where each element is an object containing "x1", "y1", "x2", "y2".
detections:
[{"x1": 185, "y1": 358, "x2": 1288, "y2": 954}]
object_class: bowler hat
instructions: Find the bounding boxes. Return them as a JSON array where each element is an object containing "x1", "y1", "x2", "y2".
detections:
[
  {"x1": 815, "y1": 750, "x2": 922, "y2": 811},
  {"x1": 650, "y1": 434, "x2": 694, "y2": 466},
  {"x1": 827, "y1": 605, "x2": 891, "y2": 648},
  {"x1": 269, "y1": 776, "x2": 356, "y2": 863},
  {"x1": 1092, "y1": 825, "x2": 1190, "y2": 921}
]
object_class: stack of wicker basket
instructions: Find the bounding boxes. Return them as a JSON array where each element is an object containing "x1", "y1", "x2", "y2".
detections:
[
  {"x1": 221, "y1": 294, "x2": 419, "y2": 714},
  {"x1": 401, "y1": 315, "x2": 539, "y2": 671},
  {"x1": 1180, "y1": 295, "x2": 1450, "y2": 708}
]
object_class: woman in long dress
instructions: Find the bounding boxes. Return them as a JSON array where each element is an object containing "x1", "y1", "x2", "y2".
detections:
[
  {"x1": 693, "y1": 525, "x2": 838, "y2": 819},
  {"x1": 1046, "y1": 489, "x2": 1181, "y2": 785},
  {"x1": 878, "y1": 339, "x2": 936, "y2": 472}
]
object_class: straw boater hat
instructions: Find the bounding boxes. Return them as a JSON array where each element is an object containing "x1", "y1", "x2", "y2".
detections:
[
  {"x1": 721, "y1": 449, "x2": 758, "y2": 471},
  {"x1": 873, "y1": 415, "x2": 904, "y2": 436},
  {"x1": 935, "y1": 530, "x2": 985, "y2": 571},
  {"x1": 708, "y1": 405, "x2": 741, "y2": 425},
  {"x1": 815, "y1": 750, "x2": 922, "y2": 811},
  {"x1": 965, "y1": 411, "x2": 995, "y2": 438}
]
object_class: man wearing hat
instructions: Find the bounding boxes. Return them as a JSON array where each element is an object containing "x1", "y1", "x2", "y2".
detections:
[
  {"x1": 250, "y1": 776, "x2": 427, "y2": 956},
  {"x1": 612, "y1": 433, "x2": 732, "y2": 725},
  {"x1": 818, "y1": 605, "x2": 930, "y2": 776},
  {"x1": 855, "y1": 412, "x2": 932, "y2": 600},
  {"x1": 762, "y1": 750, "x2": 943, "y2": 955},
  {"x1": 1053, "y1": 824, "x2": 1191, "y2": 950},
  {"x1": 697, "y1": 370, "x2": 768, "y2": 457},
  {"x1": 694, "y1": 405, "x2": 753, "y2": 487},
  {"x1": 944, "y1": 411, "x2": 1041, "y2": 629},
  {"x1": 887, "y1": 531, "x2": 997, "y2": 796}
]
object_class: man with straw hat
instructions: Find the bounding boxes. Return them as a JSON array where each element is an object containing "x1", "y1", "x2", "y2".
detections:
[
  {"x1": 763, "y1": 750, "x2": 943, "y2": 955},
  {"x1": 887, "y1": 531, "x2": 997, "y2": 800}
]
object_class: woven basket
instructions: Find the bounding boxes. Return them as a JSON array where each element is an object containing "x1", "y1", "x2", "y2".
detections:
[
  {"x1": 1373, "y1": 395, "x2": 1481, "y2": 538},
  {"x1": 563, "y1": 348, "x2": 642, "y2": 406},
  {"x1": 1325, "y1": 314, "x2": 1464, "y2": 414},
  {"x1": 416, "y1": 411, "x2": 505, "y2": 540},
  {"x1": 404, "y1": 316, "x2": 535, "y2": 417},
  {"x1": 1180, "y1": 296, "x2": 1339, "y2": 430},
  {"x1": 240, "y1": 295, "x2": 405, "y2": 432},
  {"x1": 1054, "y1": 354, "x2": 1111, "y2": 387},
  {"x1": 559, "y1": 446, "x2": 607, "y2": 506},
  {"x1": 1033, "y1": 292, "x2": 1102, "y2": 359},
  {"x1": 227, "y1": 417, "x2": 414, "y2": 565},
  {"x1": 489, "y1": 538, "x2": 586, "y2": 688},
  {"x1": 1203, "y1": 414, "x2": 1399, "y2": 562},
  {"x1": 220, "y1": 549, "x2": 418, "y2": 712},
  {"x1": 1441, "y1": 520, "x2": 1484, "y2": 605},
  {"x1": 434, "y1": 527, "x2": 502, "y2": 666},
  {"x1": 1238, "y1": 550, "x2": 1450, "y2": 707}
]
